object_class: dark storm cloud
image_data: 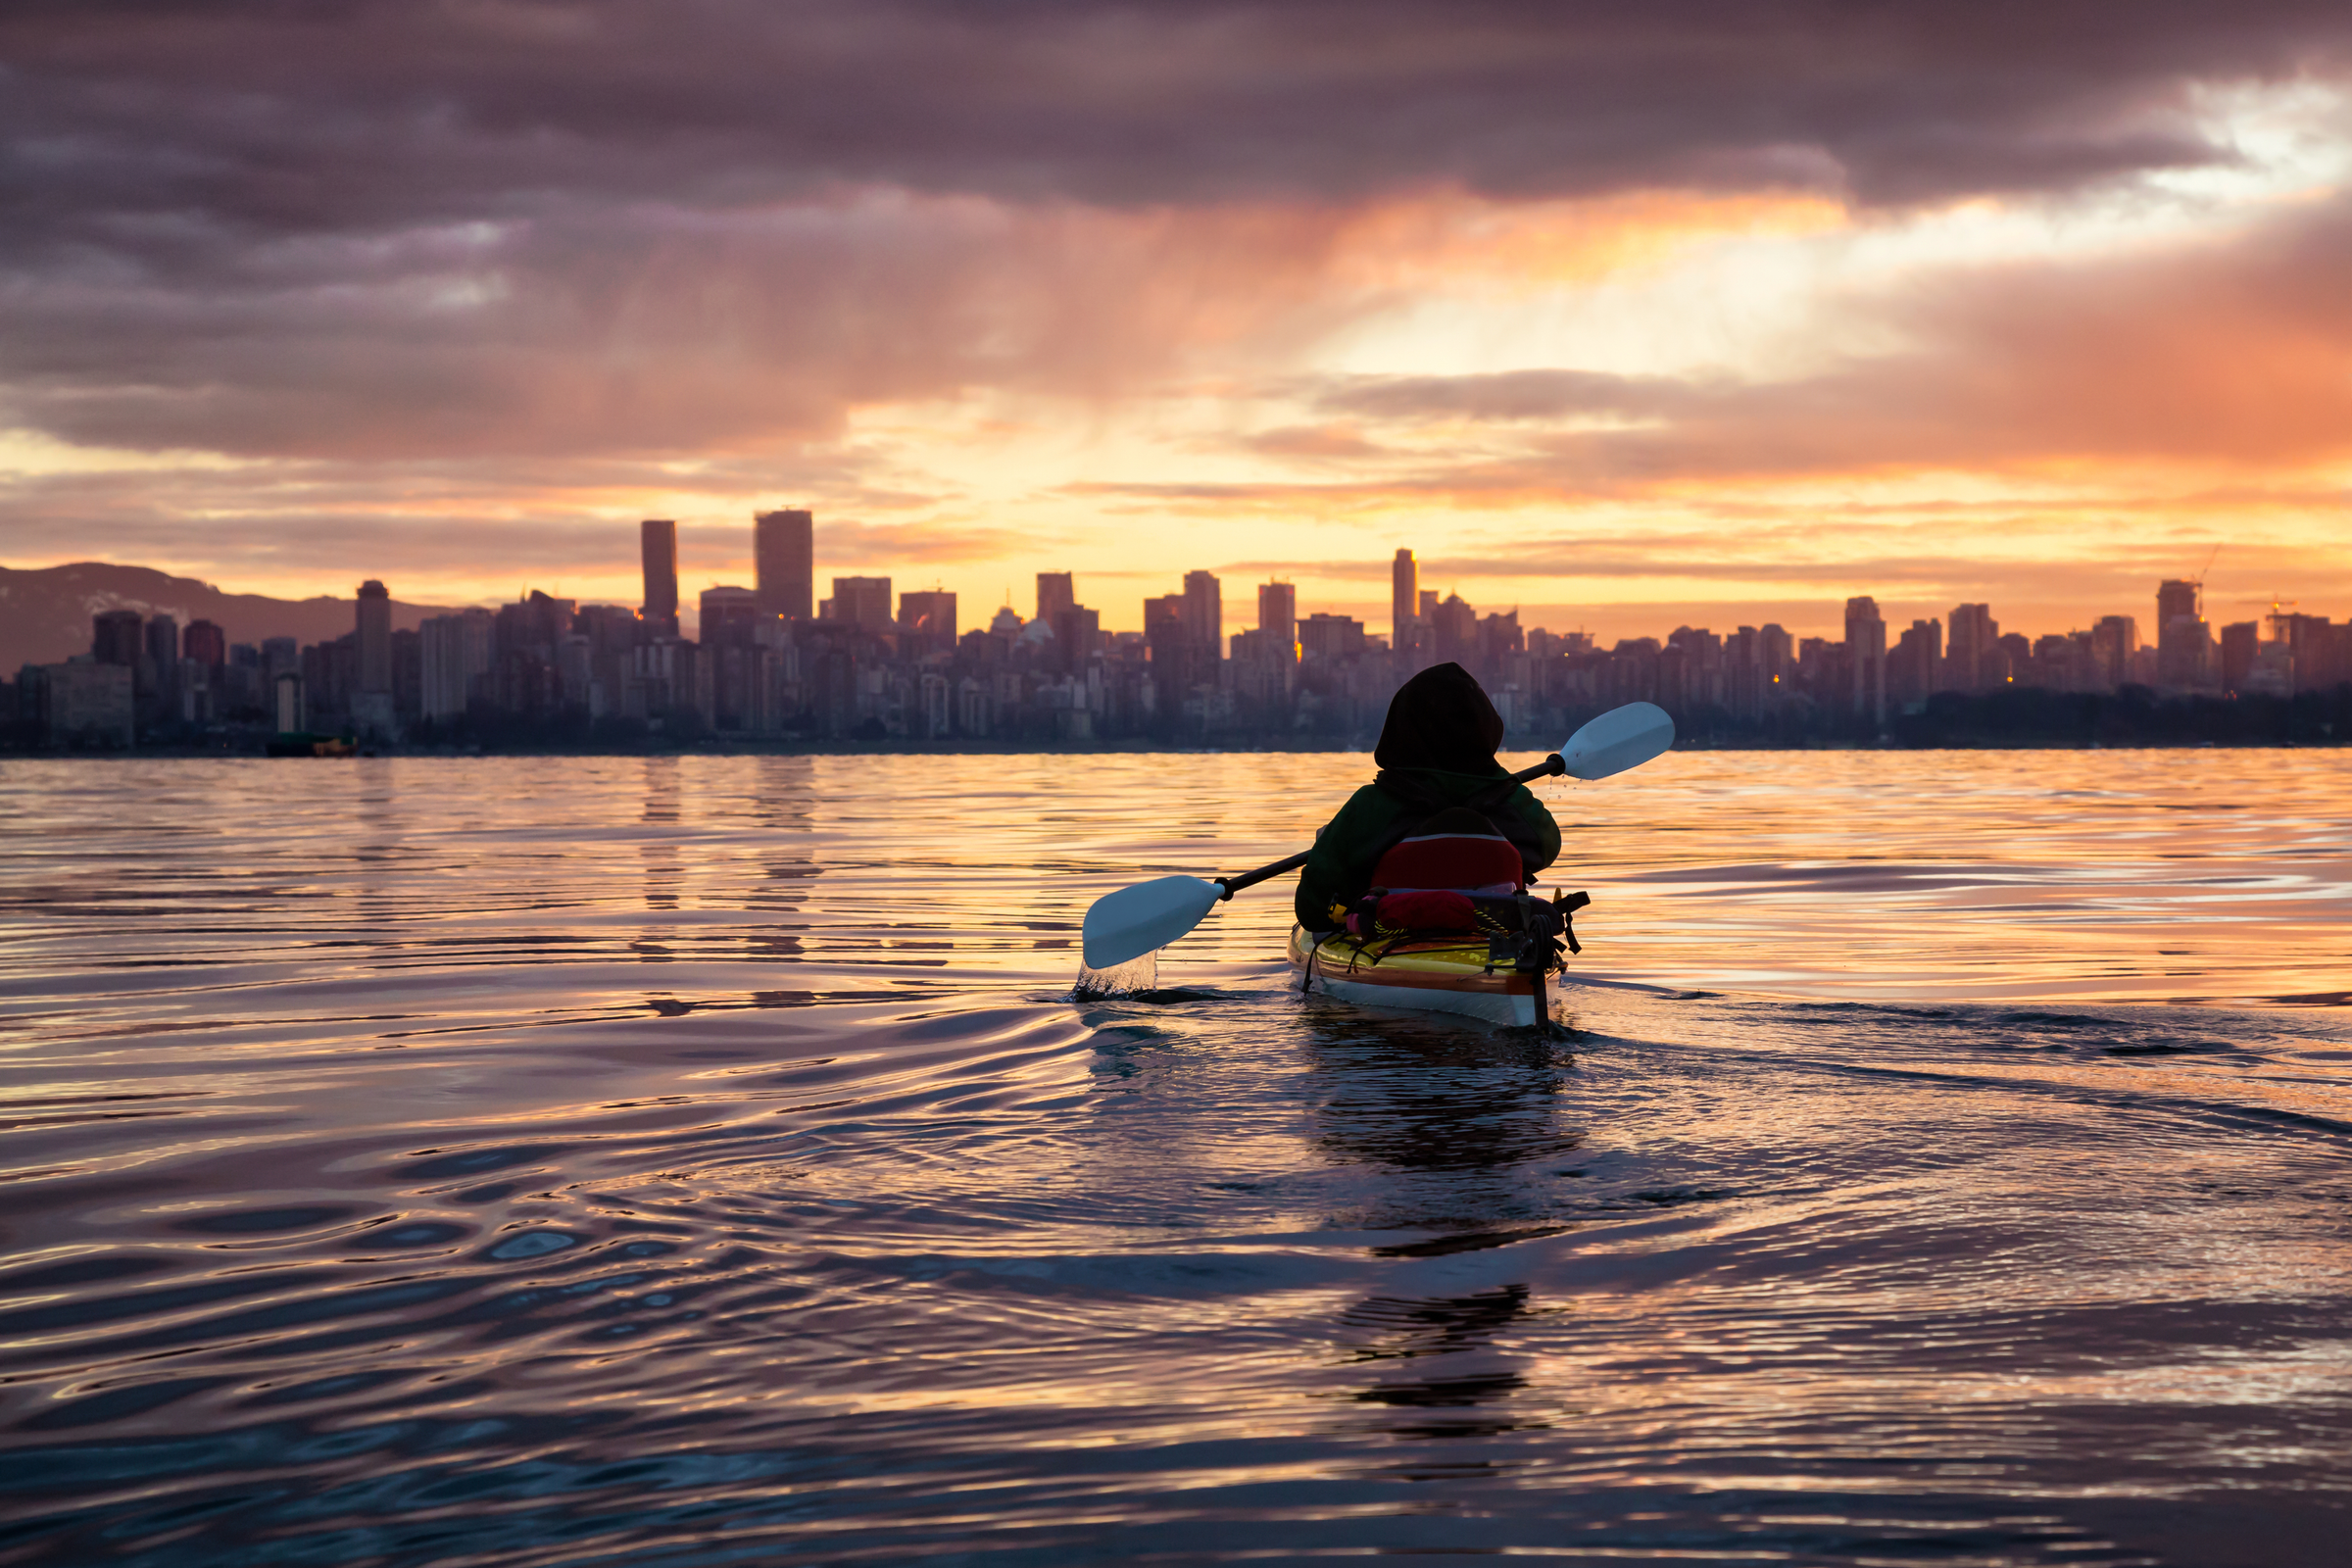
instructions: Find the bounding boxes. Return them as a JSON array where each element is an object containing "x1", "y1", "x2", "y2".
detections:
[{"x1": 8, "y1": 0, "x2": 2349, "y2": 246}]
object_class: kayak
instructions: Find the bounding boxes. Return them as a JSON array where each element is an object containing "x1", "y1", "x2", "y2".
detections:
[{"x1": 1288, "y1": 921, "x2": 1566, "y2": 1028}]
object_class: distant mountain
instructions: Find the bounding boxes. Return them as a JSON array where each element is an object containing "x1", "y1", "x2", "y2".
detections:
[{"x1": 0, "y1": 563, "x2": 458, "y2": 672}]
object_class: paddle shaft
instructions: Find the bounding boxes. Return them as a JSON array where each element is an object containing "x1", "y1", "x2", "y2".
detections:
[{"x1": 1209, "y1": 754, "x2": 1566, "y2": 901}]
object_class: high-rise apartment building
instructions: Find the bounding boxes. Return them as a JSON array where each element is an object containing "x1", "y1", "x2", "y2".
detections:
[
  {"x1": 1182, "y1": 571, "x2": 1222, "y2": 653},
  {"x1": 641, "y1": 519, "x2": 680, "y2": 634},
  {"x1": 183, "y1": 619, "x2": 226, "y2": 669},
  {"x1": 2089, "y1": 615, "x2": 2137, "y2": 689},
  {"x1": 1947, "y1": 603, "x2": 1997, "y2": 691},
  {"x1": 830, "y1": 576, "x2": 894, "y2": 633},
  {"x1": 92, "y1": 609, "x2": 144, "y2": 666},
  {"x1": 356, "y1": 579, "x2": 392, "y2": 693},
  {"x1": 1889, "y1": 617, "x2": 1941, "y2": 704},
  {"x1": 1392, "y1": 549, "x2": 1417, "y2": 654},
  {"x1": 755, "y1": 510, "x2": 813, "y2": 621},
  {"x1": 1143, "y1": 594, "x2": 1184, "y2": 635},
  {"x1": 2155, "y1": 578, "x2": 2209, "y2": 688},
  {"x1": 1845, "y1": 596, "x2": 1886, "y2": 722},
  {"x1": 700, "y1": 585, "x2": 763, "y2": 640},
  {"x1": 900, "y1": 590, "x2": 958, "y2": 650},
  {"x1": 419, "y1": 609, "x2": 496, "y2": 719},
  {"x1": 1036, "y1": 572, "x2": 1075, "y2": 626},
  {"x1": 1298, "y1": 612, "x2": 1366, "y2": 662},
  {"x1": 1257, "y1": 581, "x2": 1297, "y2": 662}
]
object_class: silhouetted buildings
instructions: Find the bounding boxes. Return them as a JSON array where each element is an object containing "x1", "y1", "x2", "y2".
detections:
[
  {"x1": 8, "y1": 514, "x2": 2349, "y2": 753},
  {"x1": 755, "y1": 509, "x2": 813, "y2": 621},
  {"x1": 641, "y1": 519, "x2": 680, "y2": 636},
  {"x1": 1845, "y1": 597, "x2": 1886, "y2": 722},
  {"x1": 1392, "y1": 549, "x2": 1418, "y2": 660}
]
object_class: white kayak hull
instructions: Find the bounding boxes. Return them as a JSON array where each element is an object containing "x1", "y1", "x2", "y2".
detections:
[{"x1": 1288, "y1": 925, "x2": 1562, "y2": 1028}]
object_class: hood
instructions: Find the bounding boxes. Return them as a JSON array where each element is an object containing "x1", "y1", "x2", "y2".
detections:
[{"x1": 1373, "y1": 662, "x2": 1505, "y2": 772}]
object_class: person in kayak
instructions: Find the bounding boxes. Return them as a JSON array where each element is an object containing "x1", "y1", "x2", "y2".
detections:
[{"x1": 1295, "y1": 662, "x2": 1561, "y2": 931}]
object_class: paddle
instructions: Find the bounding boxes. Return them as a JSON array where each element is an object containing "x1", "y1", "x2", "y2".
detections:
[{"x1": 1079, "y1": 701, "x2": 1676, "y2": 970}]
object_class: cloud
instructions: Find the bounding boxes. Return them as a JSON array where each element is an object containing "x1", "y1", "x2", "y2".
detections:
[
  {"x1": 1221, "y1": 190, "x2": 2352, "y2": 492},
  {"x1": 10, "y1": 0, "x2": 2345, "y2": 234}
]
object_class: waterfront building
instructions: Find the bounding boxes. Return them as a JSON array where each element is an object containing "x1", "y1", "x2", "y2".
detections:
[
  {"x1": 92, "y1": 610, "x2": 144, "y2": 667},
  {"x1": 356, "y1": 579, "x2": 392, "y2": 695},
  {"x1": 755, "y1": 509, "x2": 813, "y2": 621},
  {"x1": 1392, "y1": 549, "x2": 1418, "y2": 659},
  {"x1": 2155, "y1": 578, "x2": 2211, "y2": 689},
  {"x1": 184, "y1": 620, "x2": 226, "y2": 669},
  {"x1": 274, "y1": 670, "x2": 305, "y2": 734},
  {"x1": 2090, "y1": 615, "x2": 2138, "y2": 689},
  {"x1": 900, "y1": 590, "x2": 958, "y2": 653},
  {"x1": 1844, "y1": 598, "x2": 1886, "y2": 722},
  {"x1": 24, "y1": 662, "x2": 134, "y2": 747},
  {"x1": 641, "y1": 519, "x2": 680, "y2": 636},
  {"x1": 1947, "y1": 604, "x2": 1997, "y2": 692},
  {"x1": 1181, "y1": 571, "x2": 1222, "y2": 654},
  {"x1": 1037, "y1": 572, "x2": 1075, "y2": 627},
  {"x1": 1298, "y1": 612, "x2": 1365, "y2": 662},
  {"x1": 1257, "y1": 581, "x2": 1297, "y2": 662},
  {"x1": 829, "y1": 576, "x2": 894, "y2": 633},
  {"x1": 419, "y1": 609, "x2": 496, "y2": 719}
]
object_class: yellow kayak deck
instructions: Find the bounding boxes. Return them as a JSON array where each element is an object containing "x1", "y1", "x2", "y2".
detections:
[{"x1": 1287, "y1": 924, "x2": 1560, "y2": 1027}]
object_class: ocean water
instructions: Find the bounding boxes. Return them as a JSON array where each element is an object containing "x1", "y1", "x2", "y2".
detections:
[{"x1": 2, "y1": 750, "x2": 2349, "y2": 1567}]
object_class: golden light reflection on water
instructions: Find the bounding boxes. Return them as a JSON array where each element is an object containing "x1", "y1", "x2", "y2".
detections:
[{"x1": 0, "y1": 751, "x2": 2347, "y2": 1566}]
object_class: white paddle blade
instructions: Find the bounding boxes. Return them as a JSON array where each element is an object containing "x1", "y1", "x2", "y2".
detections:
[
  {"x1": 1558, "y1": 701, "x2": 1676, "y2": 781},
  {"x1": 1082, "y1": 875, "x2": 1224, "y2": 969}
]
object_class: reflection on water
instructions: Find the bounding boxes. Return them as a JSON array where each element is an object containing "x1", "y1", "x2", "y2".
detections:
[{"x1": 1, "y1": 751, "x2": 2349, "y2": 1566}]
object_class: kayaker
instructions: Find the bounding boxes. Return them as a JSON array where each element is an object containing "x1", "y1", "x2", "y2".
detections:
[{"x1": 1295, "y1": 662, "x2": 1561, "y2": 931}]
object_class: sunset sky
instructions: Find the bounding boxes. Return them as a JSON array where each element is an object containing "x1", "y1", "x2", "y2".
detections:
[{"x1": 6, "y1": 2, "x2": 2352, "y2": 642}]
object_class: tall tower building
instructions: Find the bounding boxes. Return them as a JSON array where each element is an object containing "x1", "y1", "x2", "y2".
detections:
[
  {"x1": 92, "y1": 609, "x2": 144, "y2": 666},
  {"x1": 754, "y1": 510, "x2": 813, "y2": 621},
  {"x1": 1037, "y1": 572, "x2": 1075, "y2": 626},
  {"x1": 1845, "y1": 596, "x2": 1886, "y2": 723},
  {"x1": 1182, "y1": 571, "x2": 1222, "y2": 654},
  {"x1": 1392, "y1": 549, "x2": 1417, "y2": 654},
  {"x1": 356, "y1": 580, "x2": 392, "y2": 693},
  {"x1": 2155, "y1": 578, "x2": 2209, "y2": 688},
  {"x1": 641, "y1": 519, "x2": 680, "y2": 635},
  {"x1": 1947, "y1": 603, "x2": 1997, "y2": 691},
  {"x1": 183, "y1": 620, "x2": 226, "y2": 669},
  {"x1": 1258, "y1": 581, "x2": 1297, "y2": 662},
  {"x1": 900, "y1": 590, "x2": 958, "y2": 650}
]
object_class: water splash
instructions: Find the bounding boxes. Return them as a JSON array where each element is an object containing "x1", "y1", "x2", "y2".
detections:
[{"x1": 1072, "y1": 951, "x2": 1158, "y2": 999}]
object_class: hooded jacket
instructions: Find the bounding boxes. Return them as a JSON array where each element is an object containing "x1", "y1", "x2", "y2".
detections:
[{"x1": 1294, "y1": 662, "x2": 1562, "y2": 928}]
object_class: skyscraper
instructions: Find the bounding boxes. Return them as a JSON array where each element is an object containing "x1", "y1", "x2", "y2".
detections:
[
  {"x1": 900, "y1": 590, "x2": 958, "y2": 650},
  {"x1": 183, "y1": 620, "x2": 226, "y2": 669},
  {"x1": 831, "y1": 576, "x2": 894, "y2": 632},
  {"x1": 1392, "y1": 549, "x2": 1417, "y2": 654},
  {"x1": 1037, "y1": 572, "x2": 1075, "y2": 626},
  {"x1": 1258, "y1": 580, "x2": 1297, "y2": 662},
  {"x1": 1182, "y1": 571, "x2": 1222, "y2": 654},
  {"x1": 356, "y1": 580, "x2": 392, "y2": 694},
  {"x1": 755, "y1": 509, "x2": 813, "y2": 620},
  {"x1": 92, "y1": 610, "x2": 143, "y2": 666},
  {"x1": 2155, "y1": 578, "x2": 2209, "y2": 688},
  {"x1": 1947, "y1": 603, "x2": 1997, "y2": 691},
  {"x1": 419, "y1": 609, "x2": 495, "y2": 719},
  {"x1": 642, "y1": 519, "x2": 680, "y2": 635},
  {"x1": 1845, "y1": 596, "x2": 1886, "y2": 722}
]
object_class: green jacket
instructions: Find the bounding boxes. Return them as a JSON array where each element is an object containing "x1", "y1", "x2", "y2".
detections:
[{"x1": 1295, "y1": 765, "x2": 1562, "y2": 929}]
